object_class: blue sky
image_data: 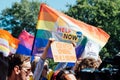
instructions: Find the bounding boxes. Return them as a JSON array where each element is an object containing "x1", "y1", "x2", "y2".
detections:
[{"x1": 0, "y1": 0, "x2": 76, "y2": 13}]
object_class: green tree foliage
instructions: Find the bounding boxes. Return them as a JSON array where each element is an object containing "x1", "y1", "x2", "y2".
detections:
[
  {"x1": 65, "y1": 0, "x2": 120, "y2": 58},
  {"x1": 0, "y1": 0, "x2": 119, "y2": 59},
  {"x1": 0, "y1": 0, "x2": 40, "y2": 37},
  {"x1": 0, "y1": 0, "x2": 58, "y2": 69},
  {"x1": 48, "y1": 59, "x2": 58, "y2": 70}
]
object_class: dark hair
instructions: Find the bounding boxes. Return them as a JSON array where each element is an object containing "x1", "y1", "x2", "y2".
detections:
[
  {"x1": 76, "y1": 58, "x2": 97, "y2": 72},
  {"x1": 7, "y1": 54, "x2": 30, "y2": 77},
  {"x1": 56, "y1": 70, "x2": 75, "y2": 80},
  {"x1": 0, "y1": 52, "x2": 8, "y2": 80},
  {"x1": 75, "y1": 58, "x2": 98, "y2": 79}
]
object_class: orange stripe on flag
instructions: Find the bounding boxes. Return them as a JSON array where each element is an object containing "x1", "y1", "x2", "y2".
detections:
[
  {"x1": 38, "y1": 4, "x2": 58, "y2": 22},
  {"x1": 0, "y1": 29, "x2": 19, "y2": 55},
  {"x1": 37, "y1": 4, "x2": 110, "y2": 46},
  {"x1": 10, "y1": 38, "x2": 20, "y2": 49},
  {"x1": 60, "y1": 13, "x2": 110, "y2": 45}
]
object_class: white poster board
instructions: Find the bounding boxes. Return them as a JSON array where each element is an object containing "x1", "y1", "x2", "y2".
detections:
[{"x1": 51, "y1": 41, "x2": 77, "y2": 62}]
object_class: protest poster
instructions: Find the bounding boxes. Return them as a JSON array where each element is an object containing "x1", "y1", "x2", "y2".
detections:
[{"x1": 51, "y1": 41, "x2": 76, "y2": 62}]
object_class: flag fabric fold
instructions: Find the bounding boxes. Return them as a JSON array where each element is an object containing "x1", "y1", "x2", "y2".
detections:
[
  {"x1": 0, "y1": 29, "x2": 19, "y2": 57},
  {"x1": 32, "y1": 3, "x2": 110, "y2": 59},
  {"x1": 16, "y1": 30, "x2": 34, "y2": 56}
]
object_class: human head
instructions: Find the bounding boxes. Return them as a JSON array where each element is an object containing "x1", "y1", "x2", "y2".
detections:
[
  {"x1": 74, "y1": 57, "x2": 98, "y2": 80},
  {"x1": 42, "y1": 60, "x2": 49, "y2": 78},
  {"x1": 0, "y1": 52, "x2": 8, "y2": 80},
  {"x1": 8, "y1": 54, "x2": 32, "y2": 80},
  {"x1": 31, "y1": 57, "x2": 49, "y2": 78},
  {"x1": 31, "y1": 56, "x2": 40, "y2": 73},
  {"x1": 78, "y1": 58, "x2": 98, "y2": 70},
  {"x1": 51, "y1": 69, "x2": 76, "y2": 80}
]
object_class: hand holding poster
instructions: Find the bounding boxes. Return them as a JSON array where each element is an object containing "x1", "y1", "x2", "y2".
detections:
[{"x1": 51, "y1": 41, "x2": 76, "y2": 62}]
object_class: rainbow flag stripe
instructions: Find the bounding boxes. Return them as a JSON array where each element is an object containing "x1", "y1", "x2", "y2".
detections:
[
  {"x1": 0, "y1": 29, "x2": 19, "y2": 57},
  {"x1": 32, "y1": 4, "x2": 110, "y2": 58}
]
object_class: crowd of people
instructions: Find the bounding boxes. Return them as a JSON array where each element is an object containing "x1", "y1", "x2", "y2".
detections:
[{"x1": 0, "y1": 38, "x2": 102, "y2": 80}]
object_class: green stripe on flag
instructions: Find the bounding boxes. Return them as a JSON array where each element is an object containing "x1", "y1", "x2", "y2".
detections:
[{"x1": 36, "y1": 30, "x2": 52, "y2": 39}]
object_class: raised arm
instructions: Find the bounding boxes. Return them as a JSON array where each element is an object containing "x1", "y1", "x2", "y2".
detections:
[
  {"x1": 33, "y1": 38, "x2": 54, "y2": 80},
  {"x1": 41, "y1": 38, "x2": 53, "y2": 60}
]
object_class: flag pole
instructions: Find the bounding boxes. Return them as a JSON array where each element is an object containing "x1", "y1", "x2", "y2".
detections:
[
  {"x1": 31, "y1": 3, "x2": 43, "y2": 56},
  {"x1": 31, "y1": 29, "x2": 37, "y2": 56}
]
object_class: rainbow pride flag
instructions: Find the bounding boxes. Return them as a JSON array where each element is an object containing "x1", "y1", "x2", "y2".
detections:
[
  {"x1": 32, "y1": 3, "x2": 110, "y2": 58},
  {"x1": 0, "y1": 29, "x2": 19, "y2": 57},
  {"x1": 16, "y1": 30, "x2": 34, "y2": 56}
]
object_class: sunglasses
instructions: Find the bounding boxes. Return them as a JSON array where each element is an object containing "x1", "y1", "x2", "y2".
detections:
[{"x1": 22, "y1": 67, "x2": 31, "y2": 72}]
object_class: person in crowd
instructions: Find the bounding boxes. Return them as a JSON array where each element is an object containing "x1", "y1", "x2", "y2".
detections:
[
  {"x1": 33, "y1": 39, "x2": 77, "y2": 80},
  {"x1": 73, "y1": 57, "x2": 102, "y2": 80},
  {"x1": 31, "y1": 56, "x2": 49, "y2": 80},
  {"x1": 40, "y1": 60, "x2": 49, "y2": 80},
  {"x1": 49, "y1": 41, "x2": 78, "y2": 80},
  {"x1": 52, "y1": 56, "x2": 101, "y2": 80},
  {"x1": 7, "y1": 54, "x2": 32, "y2": 80},
  {"x1": 33, "y1": 38, "x2": 54, "y2": 80},
  {"x1": 51, "y1": 68, "x2": 77, "y2": 80},
  {"x1": 0, "y1": 52, "x2": 8, "y2": 80},
  {"x1": 31, "y1": 56, "x2": 40, "y2": 74}
]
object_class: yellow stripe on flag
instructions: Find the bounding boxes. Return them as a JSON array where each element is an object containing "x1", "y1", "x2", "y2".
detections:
[
  {"x1": 0, "y1": 46, "x2": 10, "y2": 53},
  {"x1": 37, "y1": 3, "x2": 110, "y2": 48},
  {"x1": 0, "y1": 29, "x2": 19, "y2": 55},
  {"x1": 36, "y1": 20, "x2": 55, "y2": 31}
]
